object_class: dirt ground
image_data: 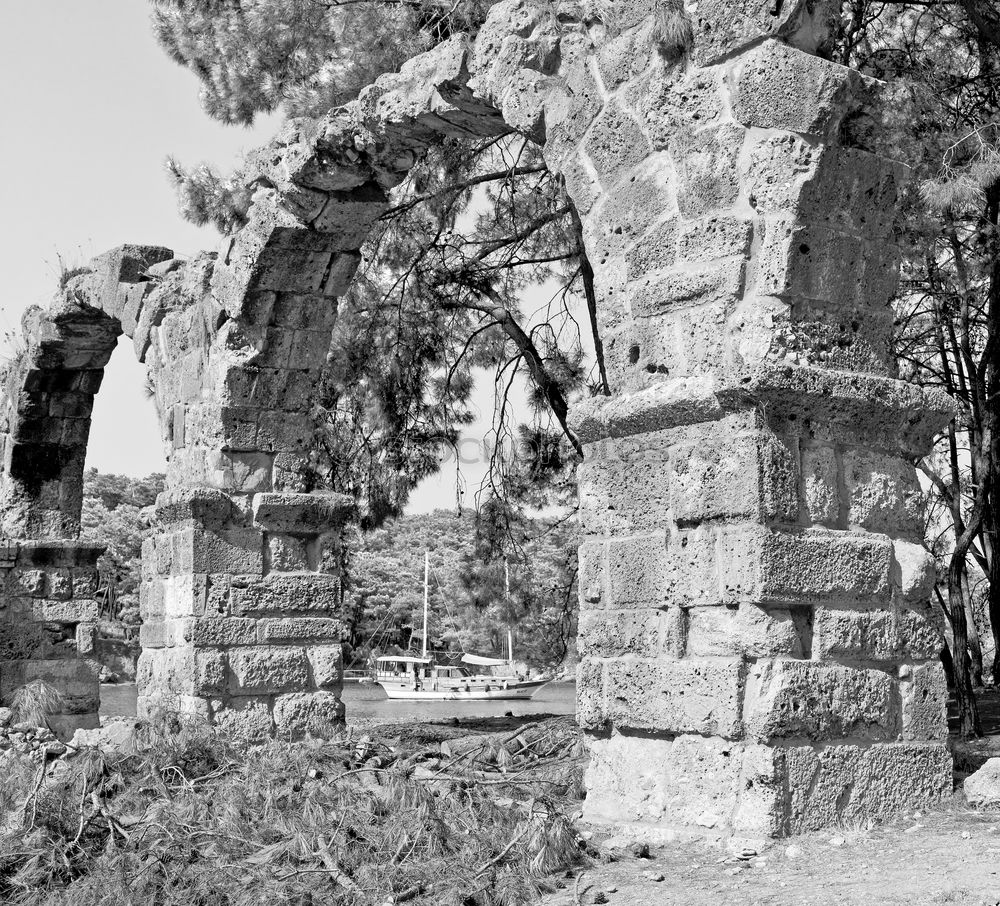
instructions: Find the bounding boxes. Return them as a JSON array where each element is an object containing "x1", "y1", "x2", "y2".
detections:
[
  {"x1": 554, "y1": 690, "x2": 1000, "y2": 906},
  {"x1": 542, "y1": 804, "x2": 1000, "y2": 905}
]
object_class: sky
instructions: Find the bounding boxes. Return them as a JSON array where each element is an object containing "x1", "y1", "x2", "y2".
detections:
[{"x1": 0, "y1": 2, "x2": 537, "y2": 515}]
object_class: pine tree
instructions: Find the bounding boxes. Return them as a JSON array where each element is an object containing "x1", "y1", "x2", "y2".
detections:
[{"x1": 150, "y1": 0, "x2": 494, "y2": 124}]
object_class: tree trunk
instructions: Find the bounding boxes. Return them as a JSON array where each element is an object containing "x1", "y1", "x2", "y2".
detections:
[
  {"x1": 963, "y1": 566, "x2": 985, "y2": 687},
  {"x1": 990, "y1": 542, "x2": 1000, "y2": 686},
  {"x1": 949, "y1": 554, "x2": 984, "y2": 738}
]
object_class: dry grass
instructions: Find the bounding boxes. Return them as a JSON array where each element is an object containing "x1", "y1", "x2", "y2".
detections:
[
  {"x1": 9, "y1": 682, "x2": 65, "y2": 728},
  {"x1": 0, "y1": 714, "x2": 589, "y2": 905}
]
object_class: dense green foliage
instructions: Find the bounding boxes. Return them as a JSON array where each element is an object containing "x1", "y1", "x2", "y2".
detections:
[
  {"x1": 345, "y1": 506, "x2": 578, "y2": 670},
  {"x1": 150, "y1": 0, "x2": 496, "y2": 124},
  {"x1": 80, "y1": 469, "x2": 165, "y2": 616}
]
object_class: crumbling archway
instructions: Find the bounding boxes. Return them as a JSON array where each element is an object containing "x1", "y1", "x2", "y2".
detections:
[{"x1": 0, "y1": 0, "x2": 954, "y2": 838}]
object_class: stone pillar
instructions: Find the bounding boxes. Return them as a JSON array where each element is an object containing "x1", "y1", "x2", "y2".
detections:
[
  {"x1": 0, "y1": 540, "x2": 103, "y2": 737},
  {"x1": 565, "y1": 13, "x2": 953, "y2": 838},
  {"x1": 137, "y1": 489, "x2": 351, "y2": 739}
]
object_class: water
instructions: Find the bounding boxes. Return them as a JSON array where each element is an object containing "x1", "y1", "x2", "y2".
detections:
[{"x1": 100, "y1": 681, "x2": 577, "y2": 724}]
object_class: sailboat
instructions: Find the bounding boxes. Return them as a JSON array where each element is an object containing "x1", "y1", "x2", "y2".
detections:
[{"x1": 372, "y1": 553, "x2": 550, "y2": 701}]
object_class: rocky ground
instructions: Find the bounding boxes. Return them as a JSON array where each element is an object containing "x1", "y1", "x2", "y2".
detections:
[
  {"x1": 545, "y1": 805, "x2": 1000, "y2": 905},
  {"x1": 537, "y1": 692, "x2": 1000, "y2": 905}
]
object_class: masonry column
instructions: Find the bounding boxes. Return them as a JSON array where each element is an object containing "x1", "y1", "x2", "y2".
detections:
[
  {"x1": 138, "y1": 489, "x2": 351, "y2": 738},
  {"x1": 555, "y1": 7, "x2": 953, "y2": 838}
]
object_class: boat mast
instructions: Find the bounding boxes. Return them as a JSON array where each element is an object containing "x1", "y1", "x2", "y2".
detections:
[
  {"x1": 504, "y1": 557, "x2": 513, "y2": 664},
  {"x1": 421, "y1": 551, "x2": 429, "y2": 658}
]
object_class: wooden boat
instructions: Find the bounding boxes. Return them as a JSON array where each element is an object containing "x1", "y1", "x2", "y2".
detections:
[{"x1": 371, "y1": 554, "x2": 549, "y2": 701}]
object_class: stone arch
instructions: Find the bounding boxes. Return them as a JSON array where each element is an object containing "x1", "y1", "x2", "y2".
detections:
[{"x1": 0, "y1": 0, "x2": 958, "y2": 837}]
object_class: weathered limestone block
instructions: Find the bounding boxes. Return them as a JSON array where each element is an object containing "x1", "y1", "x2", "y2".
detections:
[
  {"x1": 585, "y1": 734, "x2": 782, "y2": 838},
  {"x1": 743, "y1": 660, "x2": 901, "y2": 742},
  {"x1": 580, "y1": 656, "x2": 746, "y2": 737},
  {"x1": 782, "y1": 743, "x2": 952, "y2": 833},
  {"x1": 685, "y1": 605, "x2": 808, "y2": 659},
  {"x1": 719, "y1": 526, "x2": 895, "y2": 607}
]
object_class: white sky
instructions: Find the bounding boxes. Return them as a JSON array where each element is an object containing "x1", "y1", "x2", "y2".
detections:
[{"x1": 0, "y1": 2, "x2": 560, "y2": 516}]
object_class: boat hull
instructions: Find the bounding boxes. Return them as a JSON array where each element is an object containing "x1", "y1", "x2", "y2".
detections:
[{"x1": 376, "y1": 680, "x2": 549, "y2": 701}]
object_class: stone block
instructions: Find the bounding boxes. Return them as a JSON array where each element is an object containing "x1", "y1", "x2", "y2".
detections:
[
  {"x1": 720, "y1": 526, "x2": 893, "y2": 606},
  {"x1": 843, "y1": 449, "x2": 922, "y2": 536},
  {"x1": 258, "y1": 618, "x2": 344, "y2": 644},
  {"x1": 154, "y1": 487, "x2": 239, "y2": 528},
  {"x1": 578, "y1": 540, "x2": 605, "y2": 606},
  {"x1": 264, "y1": 535, "x2": 307, "y2": 574},
  {"x1": 119, "y1": 283, "x2": 152, "y2": 337},
  {"x1": 757, "y1": 221, "x2": 864, "y2": 307},
  {"x1": 313, "y1": 186, "x2": 388, "y2": 247},
  {"x1": 630, "y1": 257, "x2": 745, "y2": 317},
  {"x1": 797, "y1": 146, "x2": 901, "y2": 239},
  {"x1": 669, "y1": 430, "x2": 798, "y2": 526},
  {"x1": 743, "y1": 660, "x2": 900, "y2": 742},
  {"x1": 801, "y1": 444, "x2": 840, "y2": 527},
  {"x1": 676, "y1": 216, "x2": 753, "y2": 265},
  {"x1": 228, "y1": 646, "x2": 310, "y2": 694},
  {"x1": 689, "y1": 0, "x2": 838, "y2": 67},
  {"x1": 582, "y1": 102, "x2": 652, "y2": 187},
  {"x1": 901, "y1": 663, "x2": 948, "y2": 742},
  {"x1": 686, "y1": 605, "x2": 807, "y2": 659},
  {"x1": 8, "y1": 569, "x2": 45, "y2": 596},
  {"x1": 137, "y1": 648, "x2": 195, "y2": 696},
  {"x1": 273, "y1": 691, "x2": 344, "y2": 737},
  {"x1": 194, "y1": 650, "x2": 228, "y2": 695},
  {"x1": 595, "y1": 24, "x2": 654, "y2": 92},
  {"x1": 663, "y1": 525, "x2": 721, "y2": 609},
  {"x1": 598, "y1": 656, "x2": 745, "y2": 737},
  {"x1": 577, "y1": 438, "x2": 671, "y2": 534},
  {"x1": 605, "y1": 533, "x2": 666, "y2": 608},
  {"x1": 306, "y1": 644, "x2": 343, "y2": 689},
  {"x1": 45, "y1": 568, "x2": 72, "y2": 600},
  {"x1": 255, "y1": 248, "x2": 332, "y2": 294},
  {"x1": 186, "y1": 617, "x2": 259, "y2": 648},
  {"x1": 1, "y1": 657, "x2": 100, "y2": 715},
  {"x1": 252, "y1": 492, "x2": 353, "y2": 532},
  {"x1": 542, "y1": 63, "x2": 602, "y2": 166},
  {"x1": 160, "y1": 573, "x2": 210, "y2": 619},
  {"x1": 139, "y1": 619, "x2": 187, "y2": 649},
  {"x1": 212, "y1": 697, "x2": 274, "y2": 743},
  {"x1": 624, "y1": 219, "x2": 679, "y2": 283},
  {"x1": 673, "y1": 124, "x2": 743, "y2": 217},
  {"x1": 813, "y1": 602, "x2": 943, "y2": 663},
  {"x1": 29, "y1": 599, "x2": 98, "y2": 624},
  {"x1": 782, "y1": 742, "x2": 951, "y2": 833},
  {"x1": 575, "y1": 657, "x2": 605, "y2": 730},
  {"x1": 585, "y1": 733, "x2": 783, "y2": 836},
  {"x1": 578, "y1": 609, "x2": 664, "y2": 658},
  {"x1": 204, "y1": 450, "x2": 275, "y2": 494},
  {"x1": 172, "y1": 527, "x2": 265, "y2": 577},
  {"x1": 600, "y1": 162, "x2": 677, "y2": 257},
  {"x1": 730, "y1": 40, "x2": 862, "y2": 136},
  {"x1": 230, "y1": 574, "x2": 341, "y2": 615},
  {"x1": 75, "y1": 622, "x2": 98, "y2": 656},
  {"x1": 892, "y1": 540, "x2": 936, "y2": 605},
  {"x1": 72, "y1": 567, "x2": 101, "y2": 598}
]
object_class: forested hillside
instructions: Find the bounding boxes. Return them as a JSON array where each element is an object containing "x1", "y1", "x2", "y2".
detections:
[
  {"x1": 81, "y1": 469, "x2": 164, "y2": 618},
  {"x1": 344, "y1": 509, "x2": 578, "y2": 670}
]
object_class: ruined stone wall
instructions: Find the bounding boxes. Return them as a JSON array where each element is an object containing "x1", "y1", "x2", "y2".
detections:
[
  {"x1": 0, "y1": 240, "x2": 354, "y2": 739},
  {"x1": 0, "y1": 0, "x2": 955, "y2": 834}
]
